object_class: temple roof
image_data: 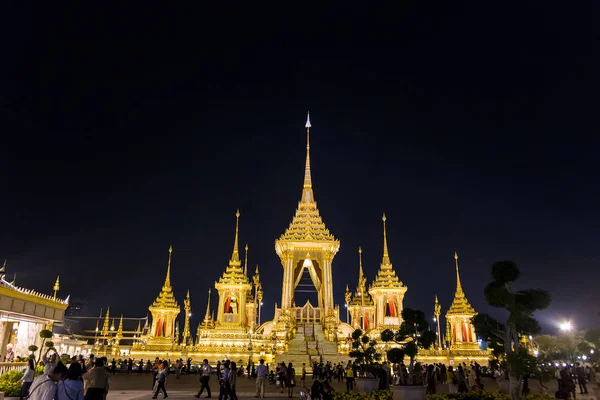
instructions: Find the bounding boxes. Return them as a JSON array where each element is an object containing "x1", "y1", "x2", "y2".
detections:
[
  {"x1": 349, "y1": 247, "x2": 374, "y2": 306},
  {"x1": 446, "y1": 252, "x2": 476, "y2": 316},
  {"x1": 150, "y1": 246, "x2": 179, "y2": 310},
  {"x1": 217, "y1": 210, "x2": 251, "y2": 286},
  {"x1": 278, "y1": 113, "x2": 337, "y2": 244},
  {"x1": 370, "y1": 214, "x2": 406, "y2": 291}
]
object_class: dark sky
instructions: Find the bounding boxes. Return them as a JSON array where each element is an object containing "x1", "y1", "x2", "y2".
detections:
[{"x1": 0, "y1": 4, "x2": 594, "y2": 333}]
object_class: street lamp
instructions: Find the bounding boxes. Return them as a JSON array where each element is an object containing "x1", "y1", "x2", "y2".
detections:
[{"x1": 560, "y1": 322, "x2": 572, "y2": 331}]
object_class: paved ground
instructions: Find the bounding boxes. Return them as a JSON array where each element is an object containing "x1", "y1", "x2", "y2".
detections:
[{"x1": 105, "y1": 374, "x2": 600, "y2": 400}]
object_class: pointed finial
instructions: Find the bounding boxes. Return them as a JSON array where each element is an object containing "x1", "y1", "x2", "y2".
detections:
[
  {"x1": 164, "y1": 245, "x2": 173, "y2": 288},
  {"x1": 53, "y1": 276, "x2": 60, "y2": 299},
  {"x1": 0, "y1": 259, "x2": 6, "y2": 274},
  {"x1": 381, "y1": 213, "x2": 391, "y2": 266},
  {"x1": 255, "y1": 264, "x2": 260, "y2": 274},
  {"x1": 358, "y1": 246, "x2": 364, "y2": 278},
  {"x1": 118, "y1": 314, "x2": 123, "y2": 331},
  {"x1": 204, "y1": 288, "x2": 212, "y2": 321},
  {"x1": 435, "y1": 294, "x2": 439, "y2": 304},
  {"x1": 454, "y1": 251, "x2": 464, "y2": 296},
  {"x1": 186, "y1": 290, "x2": 190, "y2": 299},
  {"x1": 231, "y1": 209, "x2": 241, "y2": 263},
  {"x1": 244, "y1": 244, "x2": 249, "y2": 276},
  {"x1": 10, "y1": 272, "x2": 16, "y2": 285},
  {"x1": 301, "y1": 113, "x2": 314, "y2": 202}
]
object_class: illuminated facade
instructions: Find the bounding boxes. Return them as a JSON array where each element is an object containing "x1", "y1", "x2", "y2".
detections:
[{"x1": 417, "y1": 252, "x2": 490, "y2": 365}]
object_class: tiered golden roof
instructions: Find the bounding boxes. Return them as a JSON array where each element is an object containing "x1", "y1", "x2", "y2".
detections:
[
  {"x1": 370, "y1": 214, "x2": 405, "y2": 290},
  {"x1": 151, "y1": 246, "x2": 179, "y2": 310},
  {"x1": 279, "y1": 113, "x2": 336, "y2": 243},
  {"x1": 217, "y1": 210, "x2": 251, "y2": 286},
  {"x1": 446, "y1": 252, "x2": 476, "y2": 316},
  {"x1": 350, "y1": 247, "x2": 374, "y2": 306}
]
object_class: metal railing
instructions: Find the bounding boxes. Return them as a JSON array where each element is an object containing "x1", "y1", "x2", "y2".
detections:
[{"x1": 0, "y1": 362, "x2": 27, "y2": 376}]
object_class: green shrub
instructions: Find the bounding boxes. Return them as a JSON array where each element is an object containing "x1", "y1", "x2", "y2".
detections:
[
  {"x1": 332, "y1": 389, "x2": 392, "y2": 400},
  {"x1": 426, "y1": 392, "x2": 554, "y2": 400},
  {"x1": 0, "y1": 369, "x2": 24, "y2": 396}
]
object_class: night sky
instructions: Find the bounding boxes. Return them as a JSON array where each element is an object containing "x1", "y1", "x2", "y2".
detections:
[{"x1": 0, "y1": 4, "x2": 593, "y2": 333}]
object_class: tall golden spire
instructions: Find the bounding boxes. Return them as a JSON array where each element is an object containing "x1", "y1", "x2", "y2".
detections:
[
  {"x1": 301, "y1": 111, "x2": 314, "y2": 203},
  {"x1": 381, "y1": 213, "x2": 391, "y2": 266},
  {"x1": 53, "y1": 276, "x2": 60, "y2": 299},
  {"x1": 244, "y1": 244, "x2": 249, "y2": 276},
  {"x1": 117, "y1": 314, "x2": 123, "y2": 337},
  {"x1": 454, "y1": 251, "x2": 464, "y2": 297},
  {"x1": 150, "y1": 246, "x2": 179, "y2": 310},
  {"x1": 358, "y1": 246, "x2": 364, "y2": 280},
  {"x1": 447, "y1": 251, "x2": 476, "y2": 316},
  {"x1": 165, "y1": 245, "x2": 173, "y2": 288},
  {"x1": 349, "y1": 247, "x2": 373, "y2": 306},
  {"x1": 203, "y1": 288, "x2": 212, "y2": 322},
  {"x1": 230, "y1": 210, "x2": 241, "y2": 264},
  {"x1": 101, "y1": 307, "x2": 110, "y2": 336}
]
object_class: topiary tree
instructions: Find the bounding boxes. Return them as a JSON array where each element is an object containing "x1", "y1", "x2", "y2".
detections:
[
  {"x1": 37, "y1": 329, "x2": 53, "y2": 364},
  {"x1": 472, "y1": 260, "x2": 551, "y2": 400},
  {"x1": 28, "y1": 345, "x2": 38, "y2": 362},
  {"x1": 380, "y1": 308, "x2": 436, "y2": 384},
  {"x1": 386, "y1": 347, "x2": 405, "y2": 364},
  {"x1": 349, "y1": 329, "x2": 382, "y2": 366}
]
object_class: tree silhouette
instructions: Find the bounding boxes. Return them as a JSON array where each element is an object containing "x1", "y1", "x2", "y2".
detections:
[{"x1": 472, "y1": 261, "x2": 551, "y2": 400}]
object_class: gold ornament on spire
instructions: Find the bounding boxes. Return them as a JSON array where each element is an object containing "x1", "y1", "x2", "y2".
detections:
[
  {"x1": 244, "y1": 244, "x2": 249, "y2": 276},
  {"x1": 231, "y1": 210, "x2": 241, "y2": 263},
  {"x1": 53, "y1": 276, "x2": 60, "y2": 299},
  {"x1": 381, "y1": 213, "x2": 391, "y2": 266},
  {"x1": 101, "y1": 307, "x2": 110, "y2": 336},
  {"x1": 349, "y1": 247, "x2": 373, "y2": 306}
]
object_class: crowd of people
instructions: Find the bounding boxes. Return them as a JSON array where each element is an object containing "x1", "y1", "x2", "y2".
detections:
[{"x1": 24, "y1": 350, "x2": 109, "y2": 400}]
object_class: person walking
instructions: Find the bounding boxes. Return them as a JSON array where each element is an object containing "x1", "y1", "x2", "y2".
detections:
[
  {"x1": 195, "y1": 359, "x2": 212, "y2": 398},
  {"x1": 152, "y1": 360, "x2": 168, "y2": 399},
  {"x1": 255, "y1": 359, "x2": 268, "y2": 398},
  {"x1": 218, "y1": 361, "x2": 231, "y2": 400}
]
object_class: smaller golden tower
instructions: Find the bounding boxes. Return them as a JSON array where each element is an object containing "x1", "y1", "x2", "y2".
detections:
[
  {"x1": 146, "y1": 246, "x2": 181, "y2": 344},
  {"x1": 348, "y1": 247, "x2": 375, "y2": 330},
  {"x1": 101, "y1": 307, "x2": 110, "y2": 336},
  {"x1": 369, "y1": 214, "x2": 407, "y2": 328},
  {"x1": 445, "y1": 252, "x2": 479, "y2": 350},
  {"x1": 182, "y1": 290, "x2": 192, "y2": 345},
  {"x1": 215, "y1": 210, "x2": 253, "y2": 330}
]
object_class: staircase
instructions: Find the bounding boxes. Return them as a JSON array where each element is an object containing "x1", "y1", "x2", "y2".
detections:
[{"x1": 275, "y1": 323, "x2": 350, "y2": 369}]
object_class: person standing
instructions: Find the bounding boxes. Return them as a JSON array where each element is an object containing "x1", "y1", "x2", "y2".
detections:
[
  {"x1": 218, "y1": 361, "x2": 231, "y2": 400},
  {"x1": 195, "y1": 359, "x2": 212, "y2": 398},
  {"x1": 286, "y1": 363, "x2": 296, "y2": 398},
  {"x1": 19, "y1": 358, "x2": 35, "y2": 400},
  {"x1": 229, "y1": 362, "x2": 238, "y2": 400},
  {"x1": 576, "y1": 362, "x2": 588, "y2": 395},
  {"x1": 255, "y1": 359, "x2": 268, "y2": 398},
  {"x1": 345, "y1": 362, "x2": 355, "y2": 392},
  {"x1": 301, "y1": 363, "x2": 307, "y2": 385},
  {"x1": 175, "y1": 359, "x2": 183, "y2": 379},
  {"x1": 82, "y1": 358, "x2": 110, "y2": 400}
]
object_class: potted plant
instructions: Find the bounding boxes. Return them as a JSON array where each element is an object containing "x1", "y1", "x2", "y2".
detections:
[
  {"x1": 349, "y1": 329, "x2": 381, "y2": 393},
  {"x1": 381, "y1": 308, "x2": 436, "y2": 400}
]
